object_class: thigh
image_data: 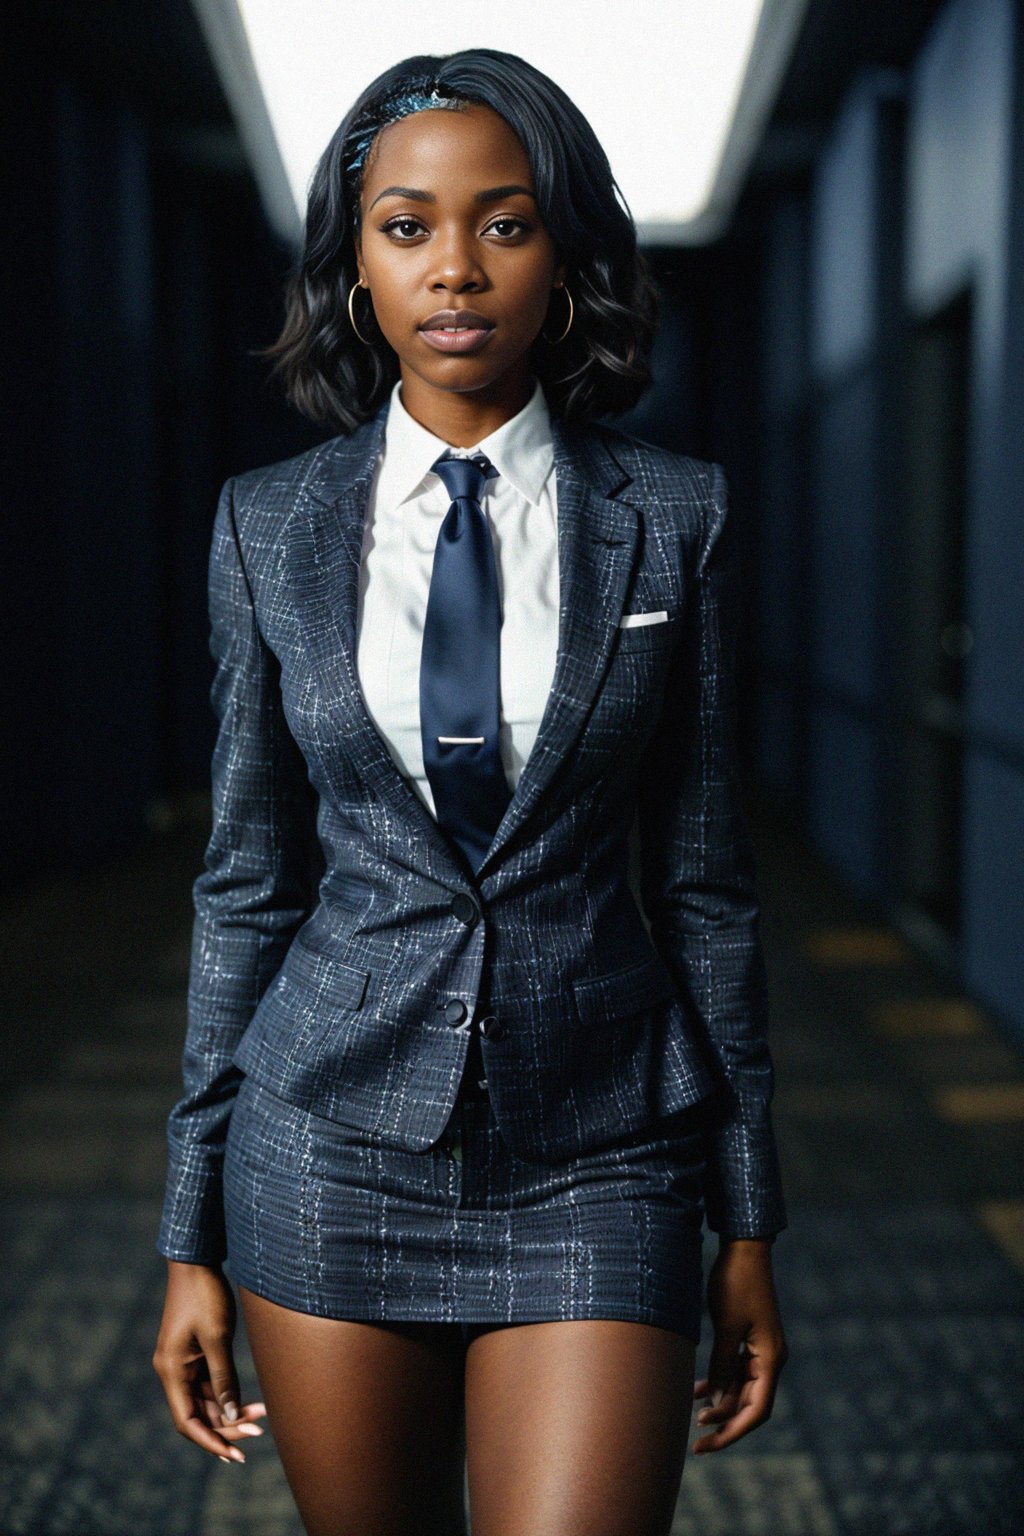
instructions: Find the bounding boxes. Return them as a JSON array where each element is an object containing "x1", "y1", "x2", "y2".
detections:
[
  {"x1": 464, "y1": 1319, "x2": 696, "y2": 1536},
  {"x1": 238, "y1": 1285, "x2": 469, "y2": 1536}
]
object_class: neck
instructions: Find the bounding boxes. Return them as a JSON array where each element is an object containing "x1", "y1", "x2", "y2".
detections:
[{"x1": 398, "y1": 367, "x2": 534, "y2": 446}]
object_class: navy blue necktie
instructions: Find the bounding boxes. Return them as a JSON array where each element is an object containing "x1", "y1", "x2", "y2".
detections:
[{"x1": 420, "y1": 450, "x2": 512, "y2": 874}]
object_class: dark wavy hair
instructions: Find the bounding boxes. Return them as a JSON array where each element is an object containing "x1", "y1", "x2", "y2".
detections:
[{"x1": 255, "y1": 48, "x2": 660, "y2": 433}]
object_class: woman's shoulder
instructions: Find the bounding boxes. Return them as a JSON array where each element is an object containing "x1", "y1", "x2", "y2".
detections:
[
  {"x1": 227, "y1": 434, "x2": 351, "y2": 513},
  {"x1": 230, "y1": 406, "x2": 385, "y2": 509},
  {"x1": 580, "y1": 419, "x2": 722, "y2": 507}
]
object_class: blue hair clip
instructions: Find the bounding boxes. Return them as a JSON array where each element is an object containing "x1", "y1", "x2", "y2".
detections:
[{"x1": 346, "y1": 86, "x2": 457, "y2": 179}]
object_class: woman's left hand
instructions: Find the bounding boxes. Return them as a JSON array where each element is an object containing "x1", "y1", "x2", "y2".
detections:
[{"x1": 691, "y1": 1238, "x2": 788, "y2": 1455}]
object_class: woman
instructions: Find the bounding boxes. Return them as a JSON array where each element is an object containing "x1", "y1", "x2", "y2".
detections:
[{"x1": 153, "y1": 47, "x2": 789, "y2": 1536}]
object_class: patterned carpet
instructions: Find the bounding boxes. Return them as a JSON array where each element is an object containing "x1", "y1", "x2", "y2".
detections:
[{"x1": 1, "y1": 799, "x2": 1022, "y2": 1534}]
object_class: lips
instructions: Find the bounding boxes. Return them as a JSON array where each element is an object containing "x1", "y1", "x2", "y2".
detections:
[
  {"x1": 418, "y1": 308, "x2": 495, "y2": 332},
  {"x1": 418, "y1": 308, "x2": 497, "y2": 356}
]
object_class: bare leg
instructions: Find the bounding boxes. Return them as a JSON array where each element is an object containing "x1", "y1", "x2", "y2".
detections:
[
  {"x1": 237, "y1": 1285, "x2": 468, "y2": 1536},
  {"x1": 464, "y1": 1319, "x2": 696, "y2": 1536}
]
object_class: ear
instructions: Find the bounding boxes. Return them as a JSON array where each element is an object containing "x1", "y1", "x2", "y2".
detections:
[{"x1": 353, "y1": 234, "x2": 365, "y2": 283}]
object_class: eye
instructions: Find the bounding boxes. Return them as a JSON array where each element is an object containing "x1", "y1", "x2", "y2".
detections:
[
  {"x1": 379, "y1": 216, "x2": 425, "y2": 240},
  {"x1": 486, "y1": 217, "x2": 532, "y2": 238},
  {"x1": 378, "y1": 215, "x2": 532, "y2": 241}
]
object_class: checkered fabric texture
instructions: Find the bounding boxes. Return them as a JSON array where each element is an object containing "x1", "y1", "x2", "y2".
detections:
[{"x1": 156, "y1": 399, "x2": 788, "y2": 1265}]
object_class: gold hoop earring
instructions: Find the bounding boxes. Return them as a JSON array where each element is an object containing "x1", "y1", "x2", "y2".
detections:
[
  {"x1": 348, "y1": 280, "x2": 375, "y2": 345},
  {"x1": 541, "y1": 283, "x2": 573, "y2": 344}
]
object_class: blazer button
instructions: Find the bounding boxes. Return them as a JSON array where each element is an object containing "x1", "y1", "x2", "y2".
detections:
[
  {"x1": 449, "y1": 892, "x2": 479, "y2": 927},
  {"x1": 478, "y1": 1013, "x2": 505, "y2": 1041},
  {"x1": 444, "y1": 998, "x2": 468, "y2": 1026}
]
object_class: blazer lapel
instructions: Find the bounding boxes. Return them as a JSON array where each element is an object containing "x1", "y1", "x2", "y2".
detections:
[
  {"x1": 285, "y1": 398, "x2": 640, "y2": 887},
  {"x1": 474, "y1": 421, "x2": 638, "y2": 881},
  {"x1": 284, "y1": 404, "x2": 472, "y2": 879}
]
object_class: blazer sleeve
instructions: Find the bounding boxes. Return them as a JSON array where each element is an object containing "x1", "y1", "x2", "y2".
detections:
[
  {"x1": 636, "y1": 462, "x2": 788, "y2": 1241},
  {"x1": 156, "y1": 477, "x2": 319, "y2": 1265}
]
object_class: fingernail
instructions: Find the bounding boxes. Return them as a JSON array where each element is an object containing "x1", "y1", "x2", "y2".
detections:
[
  {"x1": 218, "y1": 1456, "x2": 232, "y2": 1464},
  {"x1": 697, "y1": 1410, "x2": 709, "y2": 1422},
  {"x1": 222, "y1": 1400, "x2": 239, "y2": 1422},
  {"x1": 711, "y1": 1388, "x2": 724, "y2": 1407},
  {"x1": 230, "y1": 1448, "x2": 246, "y2": 1463},
  {"x1": 237, "y1": 1424, "x2": 264, "y2": 1436}
]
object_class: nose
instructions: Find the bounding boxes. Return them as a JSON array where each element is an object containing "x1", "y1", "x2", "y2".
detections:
[{"x1": 427, "y1": 229, "x2": 486, "y2": 290}]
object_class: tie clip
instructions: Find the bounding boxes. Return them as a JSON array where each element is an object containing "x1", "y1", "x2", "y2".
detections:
[{"x1": 438, "y1": 735, "x2": 485, "y2": 744}]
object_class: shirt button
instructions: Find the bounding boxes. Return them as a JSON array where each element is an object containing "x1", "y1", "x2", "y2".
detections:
[
  {"x1": 449, "y1": 892, "x2": 479, "y2": 926},
  {"x1": 478, "y1": 1013, "x2": 505, "y2": 1041},
  {"x1": 443, "y1": 999, "x2": 468, "y2": 1026}
]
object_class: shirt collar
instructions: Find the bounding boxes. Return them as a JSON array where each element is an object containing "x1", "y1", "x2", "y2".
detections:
[{"x1": 376, "y1": 373, "x2": 554, "y2": 511}]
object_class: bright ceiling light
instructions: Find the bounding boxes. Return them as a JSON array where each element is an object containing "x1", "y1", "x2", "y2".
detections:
[{"x1": 192, "y1": 0, "x2": 807, "y2": 246}]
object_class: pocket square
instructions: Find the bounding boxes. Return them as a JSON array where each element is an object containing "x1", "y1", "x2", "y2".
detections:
[{"x1": 618, "y1": 610, "x2": 668, "y2": 628}]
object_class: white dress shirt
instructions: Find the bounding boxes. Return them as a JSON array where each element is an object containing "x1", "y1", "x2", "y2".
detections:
[{"x1": 355, "y1": 374, "x2": 559, "y2": 821}]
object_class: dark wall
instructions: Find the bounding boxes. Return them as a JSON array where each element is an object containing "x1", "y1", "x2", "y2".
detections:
[{"x1": 2, "y1": 7, "x2": 321, "y2": 890}]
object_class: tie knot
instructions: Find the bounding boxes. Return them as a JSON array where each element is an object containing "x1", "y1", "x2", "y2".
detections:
[{"x1": 430, "y1": 450, "x2": 499, "y2": 505}]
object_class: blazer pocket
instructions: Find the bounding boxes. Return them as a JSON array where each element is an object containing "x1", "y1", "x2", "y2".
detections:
[
  {"x1": 277, "y1": 931, "x2": 370, "y2": 1011},
  {"x1": 614, "y1": 609, "x2": 677, "y2": 653},
  {"x1": 618, "y1": 610, "x2": 668, "y2": 628},
  {"x1": 572, "y1": 952, "x2": 677, "y2": 1026},
  {"x1": 231, "y1": 939, "x2": 371, "y2": 1081}
]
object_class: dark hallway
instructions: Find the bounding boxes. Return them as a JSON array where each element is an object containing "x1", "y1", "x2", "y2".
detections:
[{"x1": 3, "y1": 0, "x2": 1024, "y2": 1531}]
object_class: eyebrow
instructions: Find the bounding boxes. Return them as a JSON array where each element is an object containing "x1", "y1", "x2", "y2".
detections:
[{"x1": 368, "y1": 183, "x2": 537, "y2": 211}]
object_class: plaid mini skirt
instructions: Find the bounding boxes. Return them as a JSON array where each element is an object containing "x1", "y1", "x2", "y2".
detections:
[{"x1": 223, "y1": 1029, "x2": 708, "y2": 1344}]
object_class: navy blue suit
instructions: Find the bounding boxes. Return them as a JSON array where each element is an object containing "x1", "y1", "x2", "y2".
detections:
[{"x1": 157, "y1": 399, "x2": 788, "y2": 1266}]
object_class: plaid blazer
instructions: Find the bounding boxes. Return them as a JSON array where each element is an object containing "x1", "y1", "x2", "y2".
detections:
[{"x1": 157, "y1": 398, "x2": 788, "y2": 1266}]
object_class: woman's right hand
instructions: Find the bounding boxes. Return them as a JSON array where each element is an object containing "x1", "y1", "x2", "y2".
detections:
[{"x1": 152, "y1": 1260, "x2": 267, "y2": 1463}]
